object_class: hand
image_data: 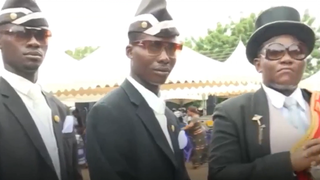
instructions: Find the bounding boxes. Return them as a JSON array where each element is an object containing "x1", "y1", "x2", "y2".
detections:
[{"x1": 291, "y1": 139, "x2": 320, "y2": 172}]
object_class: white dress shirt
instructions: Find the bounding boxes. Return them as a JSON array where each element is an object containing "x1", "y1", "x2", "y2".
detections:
[
  {"x1": 127, "y1": 76, "x2": 174, "y2": 151},
  {"x1": 2, "y1": 70, "x2": 61, "y2": 179},
  {"x1": 262, "y1": 84, "x2": 309, "y2": 125}
]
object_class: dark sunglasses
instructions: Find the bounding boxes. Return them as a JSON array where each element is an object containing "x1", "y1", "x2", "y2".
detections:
[
  {"x1": 260, "y1": 43, "x2": 307, "y2": 61},
  {"x1": 132, "y1": 40, "x2": 183, "y2": 58},
  {"x1": 0, "y1": 25, "x2": 52, "y2": 44}
]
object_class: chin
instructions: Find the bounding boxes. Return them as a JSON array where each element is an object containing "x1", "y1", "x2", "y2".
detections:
[{"x1": 149, "y1": 78, "x2": 167, "y2": 86}]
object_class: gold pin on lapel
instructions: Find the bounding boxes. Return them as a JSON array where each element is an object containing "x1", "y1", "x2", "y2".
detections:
[
  {"x1": 141, "y1": 21, "x2": 148, "y2": 28},
  {"x1": 252, "y1": 114, "x2": 264, "y2": 144},
  {"x1": 53, "y1": 115, "x2": 60, "y2": 123},
  {"x1": 171, "y1": 125, "x2": 175, "y2": 132},
  {"x1": 10, "y1": 13, "x2": 17, "y2": 20},
  {"x1": 252, "y1": 114, "x2": 262, "y2": 125}
]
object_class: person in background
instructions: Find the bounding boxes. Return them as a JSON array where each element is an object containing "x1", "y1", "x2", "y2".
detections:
[
  {"x1": 183, "y1": 106, "x2": 206, "y2": 169},
  {"x1": 85, "y1": 0, "x2": 190, "y2": 179},
  {"x1": 0, "y1": 0, "x2": 82, "y2": 179},
  {"x1": 208, "y1": 6, "x2": 320, "y2": 180}
]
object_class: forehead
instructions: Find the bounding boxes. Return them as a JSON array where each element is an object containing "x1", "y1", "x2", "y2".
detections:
[{"x1": 264, "y1": 35, "x2": 300, "y2": 45}]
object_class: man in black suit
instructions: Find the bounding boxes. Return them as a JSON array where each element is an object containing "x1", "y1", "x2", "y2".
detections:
[
  {"x1": 208, "y1": 6, "x2": 320, "y2": 180},
  {"x1": 0, "y1": 0, "x2": 82, "y2": 180},
  {"x1": 86, "y1": 0, "x2": 190, "y2": 180}
]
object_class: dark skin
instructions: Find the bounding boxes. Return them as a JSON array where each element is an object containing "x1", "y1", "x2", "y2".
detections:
[
  {"x1": 254, "y1": 34, "x2": 320, "y2": 172},
  {"x1": 126, "y1": 33, "x2": 178, "y2": 94},
  {"x1": 254, "y1": 35, "x2": 305, "y2": 96},
  {"x1": 0, "y1": 24, "x2": 48, "y2": 83}
]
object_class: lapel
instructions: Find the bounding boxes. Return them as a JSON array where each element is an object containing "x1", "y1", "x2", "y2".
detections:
[
  {"x1": 301, "y1": 88, "x2": 312, "y2": 103},
  {"x1": 247, "y1": 87, "x2": 271, "y2": 159},
  {"x1": 165, "y1": 109, "x2": 180, "y2": 156},
  {"x1": 42, "y1": 92, "x2": 67, "y2": 177},
  {"x1": 0, "y1": 77, "x2": 55, "y2": 170},
  {"x1": 121, "y1": 79, "x2": 178, "y2": 168}
]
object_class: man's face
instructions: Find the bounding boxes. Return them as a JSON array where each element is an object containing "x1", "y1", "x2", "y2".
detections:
[
  {"x1": 254, "y1": 35, "x2": 307, "y2": 88},
  {"x1": 0, "y1": 24, "x2": 51, "y2": 74},
  {"x1": 126, "y1": 34, "x2": 182, "y2": 85}
]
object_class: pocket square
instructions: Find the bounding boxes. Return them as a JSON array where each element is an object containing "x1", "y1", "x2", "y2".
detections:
[{"x1": 62, "y1": 115, "x2": 74, "y2": 133}]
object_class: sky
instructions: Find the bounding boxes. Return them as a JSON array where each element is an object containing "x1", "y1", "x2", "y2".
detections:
[{"x1": 0, "y1": 0, "x2": 319, "y2": 50}]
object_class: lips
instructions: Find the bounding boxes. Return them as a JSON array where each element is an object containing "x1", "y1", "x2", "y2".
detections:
[
  {"x1": 153, "y1": 67, "x2": 171, "y2": 73},
  {"x1": 277, "y1": 68, "x2": 293, "y2": 72},
  {"x1": 23, "y1": 51, "x2": 43, "y2": 57}
]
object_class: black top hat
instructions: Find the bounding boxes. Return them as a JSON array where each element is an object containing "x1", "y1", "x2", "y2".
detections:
[
  {"x1": 128, "y1": 0, "x2": 179, "y2": 38},
  {"x1": 0, "y1": 0, "x2": 48, "y2": 28},
  {"x1": 246, "y1": 6, "x2": 315, "y2": 64}
]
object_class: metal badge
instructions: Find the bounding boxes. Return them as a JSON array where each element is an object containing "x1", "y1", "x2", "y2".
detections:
[
  {"x1": 252, "y1": 114, "x2": 264, "y2": 144},
  {"x1": 10, "y1": 13, "x2": 17, "y2": 20},
  {"x1": 141, "y1": 21, "x2": 148, "y2": 28},
  {"x1": 171, "y1": 125, "x2": 175, "y2": 132},
  {"x1": 54, "y1": 115, "x2": 60, "y2": 123}
]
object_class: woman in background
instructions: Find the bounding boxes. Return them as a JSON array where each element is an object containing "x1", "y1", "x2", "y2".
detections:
[{"x1": 183, "y1": 106, "x2": 206, "y2": 168}]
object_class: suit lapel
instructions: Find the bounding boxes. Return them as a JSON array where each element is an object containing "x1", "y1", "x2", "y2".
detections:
[
  {"x1": 121, "y1": 79, "x2": 178, "y2": 168},
  {"x1": 301, "y1": 89, "x2": 312, "y2": 103},
  {"x1": 0, "y1": 78, "x2": 55, "y2": 170},
  {"x1": 165, "y1": 109, "x2": 180, "y2": 155},
  {"x1": 42, "y1": 93, "x2": 67, "y2": 178},
  {"x1": 247, "y1": 88, "x2": 271, "y2": 159}
]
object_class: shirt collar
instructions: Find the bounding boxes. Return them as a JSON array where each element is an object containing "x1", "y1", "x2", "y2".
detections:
[
  {"x1": 127, "y1": 76, "x2": 165, "y2": 114},
  {"x1": 262, "y1": 83, "x2": 306, "y2": 110},
  {"x1": 2, "y1": 69, "x2": 41, "y2": 97}
]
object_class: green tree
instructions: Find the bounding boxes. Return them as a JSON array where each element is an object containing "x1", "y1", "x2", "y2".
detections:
[
  {"x1": 185, "y1": 10, "x2": 320, "y2": 78},
  {"x1": 65, "y1": 46, "x2": 100, "y2": 60}
]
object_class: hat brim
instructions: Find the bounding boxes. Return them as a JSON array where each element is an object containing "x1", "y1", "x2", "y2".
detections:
[{"x1": 246, "y1": 21, "x2": 315, "y2": 64}]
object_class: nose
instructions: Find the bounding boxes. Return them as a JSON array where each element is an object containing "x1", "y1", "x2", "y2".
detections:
[
  {"x1": 157, "y1": 49, "x2": 170, "y2": 64},
  {"x1": 279, "y1": 51, "x2": 293, "y2": 64},
  {"x1": 26, "y1": 36, "x2": 40, "y2": 48}
]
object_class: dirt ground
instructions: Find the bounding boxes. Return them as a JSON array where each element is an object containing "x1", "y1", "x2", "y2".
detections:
[{"x1": 81, "y1": 163, "x2": 208, "y2": 180}]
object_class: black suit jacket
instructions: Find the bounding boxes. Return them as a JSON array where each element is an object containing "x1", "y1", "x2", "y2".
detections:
[
  {"x1": 86, "y1": 79, "x2": 190, "y2": 180},
  {"x1": 208, "y1": 88, "x2": 312, "y2": 180},
  {"x1": 0, "y1": 78, "x2": 82, "y2": 180}
]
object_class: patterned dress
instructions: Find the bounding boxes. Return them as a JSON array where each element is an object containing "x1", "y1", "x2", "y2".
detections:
[{"x1": 188, "y1": 117, "x2": 206, "y2": 167}]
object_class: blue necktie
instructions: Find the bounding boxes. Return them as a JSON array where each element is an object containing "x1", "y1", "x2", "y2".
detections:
[{"x1": 283, "y1": 97, "x2": 309, "y2": 134}]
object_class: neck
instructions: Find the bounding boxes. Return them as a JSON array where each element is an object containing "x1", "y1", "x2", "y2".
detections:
[
  {"x1": 131, "y1": 73, "x2": 159, "y2": 95},
  {"x1": 265, "y1": 82, "x2": 297, "y2": 96},
  {"x1": 5, "y1": 66, "x2": 38, "y2": 83}
]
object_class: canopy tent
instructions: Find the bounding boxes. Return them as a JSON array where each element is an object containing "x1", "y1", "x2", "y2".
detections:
[
  {"x1": 38, "y1": 46, "x2": 79, "y2": 92},
  {"x1": 56, "y1": 82, "x2": 260, "y2": 104},
  {"x1": 220, "y1": 41, "x2": 261, "y2": 84},
  {"x1": 162, "y1": 93, "x2": 204, "y2": 105},
  {"x1": 300, "y1": 69, "x2": 320, "y2": 90},
  {"x1": 53, "y1": 42, "x2": 227, "y2": 99}
]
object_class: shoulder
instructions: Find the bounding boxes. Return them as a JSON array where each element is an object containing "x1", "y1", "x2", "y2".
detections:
[
  {"x1": 216, "y1": 92, "x2": 253, "y2": 110},
  {"x1": 45, "y1": 92, "x2": 68, "y2": 111},
  {"x1": 87, "y1": 87, "x2": 128, "y2": 124},
  {"x1": 213, "y1": 92, "x2": 254, "y2": 123}
]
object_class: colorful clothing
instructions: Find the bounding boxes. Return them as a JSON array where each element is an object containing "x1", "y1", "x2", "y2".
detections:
[
  {"x1": 291, "y1": 92, "x2": 320, "y2": 180},
  {"x1": 188, "y1": 117, "x2": 206, "y2": 167}
]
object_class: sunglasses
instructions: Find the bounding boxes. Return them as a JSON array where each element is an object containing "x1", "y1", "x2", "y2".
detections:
[
  {"x1": 132, "y1": 40, "x2": 183, "y2": 58},
  {"x1": 260, "y1": 43, "x2": 307, "y2": 61},
  {"x1": 0, "y1": 25, "x2": 52, "y2": 44}
]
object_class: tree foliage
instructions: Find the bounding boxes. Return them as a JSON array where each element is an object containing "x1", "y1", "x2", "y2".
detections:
[
  {"x1": 185, "y1": 10, "x2": 320, "y2": 78},
  {"x1": 65, "y1": 46, "x2": 100, "y2": 60}
]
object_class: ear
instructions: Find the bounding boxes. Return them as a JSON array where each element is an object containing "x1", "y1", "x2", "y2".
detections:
[
  {"x1": 126, "y1": 44, "x2": 133, "y2": 59},
  {"x1": 253, "y1": 58, "x2": 262, "y2": 73}
]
